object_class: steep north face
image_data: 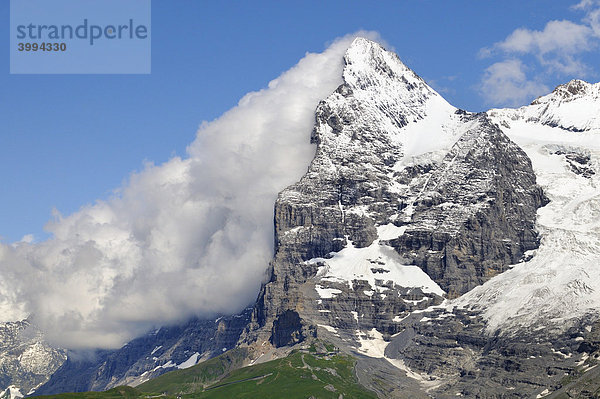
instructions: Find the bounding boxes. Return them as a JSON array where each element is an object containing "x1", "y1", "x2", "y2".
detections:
[
  {"x1": 243, "y1": 37, "x2": 547, "y2": 350},
  {"x1": 19, "y1": 38, "x2": 600, "y2": 399}
]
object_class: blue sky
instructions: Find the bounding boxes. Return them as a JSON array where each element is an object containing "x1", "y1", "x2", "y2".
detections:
[{"x1": 1, "y1": 0, "x2": 599, "y2": 243}]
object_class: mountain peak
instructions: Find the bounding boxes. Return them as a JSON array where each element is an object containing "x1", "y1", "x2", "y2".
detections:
[
  {"x1": 348, "y1": 36, "x2": 379, "y2": 49},
  {"x1": 345, "y1": 37, "x2": 392, "y2": 61},
  {"x1": 346, "y1": 36, "x2": 384, "y2": 54},
  {"x1": 343, "y1": 37, "x2": 422, "y2": 88},
  {"x1": 490, "y1": 78, "x2": 600, "y2": 132},
  {"x1": 532, "y1": 79, "x2": 599, "y2": 105}
]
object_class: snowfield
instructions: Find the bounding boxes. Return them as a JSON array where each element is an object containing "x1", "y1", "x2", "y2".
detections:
[
  {"x1": 308, "y1": 234, "x2": 445, "y2": 298},
  {"x1": 454, "y1": 98, "x2": 600, "y2": 335}
]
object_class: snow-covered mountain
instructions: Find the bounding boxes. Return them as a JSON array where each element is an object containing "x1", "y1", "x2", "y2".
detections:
[
  {"x1": 242, "y1": 38, "x2": 600, "y2": 398},
  {"x1": 5, "y1": 37, "x2": 600, "y2": 398},
  {"x1": 0, "y1": 321, "x2": 65, "y2": 398},
  {"x1": 457, "y1": 85, "x2": 600, "y2": 336},
  {"x1": 238, "y1": 37, "x2": 556, "y2": 398},
  {"x1": 492, "y1": 79, "x2": 600, "y2": 132}
]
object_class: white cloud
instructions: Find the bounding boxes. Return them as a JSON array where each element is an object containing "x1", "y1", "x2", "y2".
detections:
[
  {"x1": 585, "y1": 7, "x2": 600, "y2": 35},
  {"x1": 495, "y1": 20, "x2": 594, "y2": 57},
  {"x1": 493, "y1": 20, "x2": 595, "y2": 76},
  {"x1": 479, "y1": 59, "x2": 549, "y2": 106},
  {"x1": 478, "y1": 2, "x2": 600, "y2": 106},
  {"x1": 0, "y1": 31, "x2": 384, "y2": 350},
  {"x1": 572, "y1": 0, "x2": 597, "y2": 10},
  {"x1": 19, "y1": 234, "x2": 34, "y2": 244}
]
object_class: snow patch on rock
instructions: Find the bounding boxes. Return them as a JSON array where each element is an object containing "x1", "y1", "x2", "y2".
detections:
[{"x1": 308, "y1": 237, "x2": 444, "y2": 298}]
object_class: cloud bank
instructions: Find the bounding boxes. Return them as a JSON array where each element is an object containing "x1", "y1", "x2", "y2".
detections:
[
  {"x1": 0, "y1": 31, "x2": 383, "y2": 349},
  {"x1": 479, "y1": 1, "x2": 600, "y2": 106}
]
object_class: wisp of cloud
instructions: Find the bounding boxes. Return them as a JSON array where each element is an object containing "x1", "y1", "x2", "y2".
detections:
[{"x1": 0, "y1": 31, "x2": 383, "y2": 349}]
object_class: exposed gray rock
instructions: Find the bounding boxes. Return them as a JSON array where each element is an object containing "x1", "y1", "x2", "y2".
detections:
[
  {"x1": 0, "y1": 320, "x2": 65, "y2": 397},
  {"x1": 242, "y1": 38, "x2": 547, "y2": 352},
  {"x1": 391, "y1": 114, "x2": 548, "y2": 296},
  {"x1": 552, "y1": 148, "x2": 595, "y2": 178},
  {"x1": 239, "y1": 38, "x2": 559, "y2": 399},
  {"x1": 379, "y1": 307, "x2": 599, "y2": 398},
  {"x1": 242, "y1": 36, "x2": 458, "y2": 347},
  {"x1": 271, "y1": 310, "x2": 307, "y2": 347},
  {"x1": 545, "y1": 320, "x2": 600, "y2": 398}
]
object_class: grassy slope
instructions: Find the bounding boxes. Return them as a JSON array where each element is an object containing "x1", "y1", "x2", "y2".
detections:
[
  {"x1": 136, "y1": 347, "x2": 249, "y2": 394},
  {"x1": 32, "y1": 386, "x2": 142, "y2": 399},
  {"x1": 35, "y1": 347, "x2": 377, "y2": 399},
  {"x1": 185, "y1": 350, "x2": 377, "y2": 399}
]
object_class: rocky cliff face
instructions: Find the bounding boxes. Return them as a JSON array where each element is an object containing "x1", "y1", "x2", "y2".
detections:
[
  {"x1": 0, "y1": 321, "x2": 65, "y2": 398},
  {"x1": 390, "y1": 114, "x2": 548, "y2": 297},
  {"x1": 380, "y1": 305, "x2": 594, "y2": 398},
  {"x1": 237, "y1": 39, "x2": 600, "y2": 399},
  {"x1": 241, "y1": 38, "x2": 547, "y2": 377}
]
